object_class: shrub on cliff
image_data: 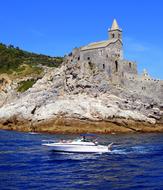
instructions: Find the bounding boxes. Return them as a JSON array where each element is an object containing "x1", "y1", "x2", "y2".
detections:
[
  {"x1": 0, "y1": 43, "x2": 63, "y2": 74},
  {"x1": 17, "y1": 79, "x2": 37, "y2": 92}
]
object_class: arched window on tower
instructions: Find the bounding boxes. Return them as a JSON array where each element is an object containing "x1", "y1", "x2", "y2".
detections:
[
  {"x1": 115, "y1": 61, "x2": 118, "y2": 72},
  {"x1": 112, "y1": 33, "x2": 115, "y2": 38}
]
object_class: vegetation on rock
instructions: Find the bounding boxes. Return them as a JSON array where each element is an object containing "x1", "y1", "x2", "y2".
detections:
[
  {"x1": 0, "y1": 43, "x2": 63, "y2": 76},
  {"x1": 17, "y1": 79, "x2": 37, "y2": 93}
]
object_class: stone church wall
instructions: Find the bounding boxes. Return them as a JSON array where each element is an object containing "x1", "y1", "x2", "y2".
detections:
[{"x1": 123, "y1": 78, "x2": 163, "y2": 103}]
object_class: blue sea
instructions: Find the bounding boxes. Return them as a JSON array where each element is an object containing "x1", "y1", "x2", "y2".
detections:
[{"x1": 0, "y1": 130, "x2": 163, "y2": 190}]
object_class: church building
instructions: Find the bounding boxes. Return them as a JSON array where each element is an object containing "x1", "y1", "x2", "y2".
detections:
[{"x1": 66, "y1": 19, "x2": 137, "y2": 80}]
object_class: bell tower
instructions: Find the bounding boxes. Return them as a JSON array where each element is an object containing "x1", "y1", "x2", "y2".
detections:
[{"x1": 108, "y1": 19, "x2": 122, "y2": 40}]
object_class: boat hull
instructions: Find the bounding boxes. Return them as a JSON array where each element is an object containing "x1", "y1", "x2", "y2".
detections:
[{"x1": 42, "y1": 143, "x2": 110, "y2": 153}]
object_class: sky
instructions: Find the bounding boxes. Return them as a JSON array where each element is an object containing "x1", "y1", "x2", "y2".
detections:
[{"x1": 0, "y1": 0, "x2": 163, "y2": 79}]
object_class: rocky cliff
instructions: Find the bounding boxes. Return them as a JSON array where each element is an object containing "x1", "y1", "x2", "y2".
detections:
[{"x1": 0, "y1": 62, "x2": 163, "y2": 133}]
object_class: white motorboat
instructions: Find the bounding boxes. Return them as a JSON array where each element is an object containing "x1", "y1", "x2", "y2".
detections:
[{"x1": 42, "y1": 135, "x2": 113, "y2": 153}]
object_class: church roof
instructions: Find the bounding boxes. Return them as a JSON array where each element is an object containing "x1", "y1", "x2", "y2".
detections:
[
  {"x1": 81, "y1": 38, "x2": 121, "y2": 51},
  {"x1": 109, "y1": 19, "x2": 121, "y2": 31}
]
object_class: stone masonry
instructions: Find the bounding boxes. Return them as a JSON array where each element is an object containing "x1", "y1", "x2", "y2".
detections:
[
  {"x1": 65, "y1": 19, "x2": 163, "y2": 102},
  {"x1": 66, "y1": 19, "x2": 137, "y2": 81}
]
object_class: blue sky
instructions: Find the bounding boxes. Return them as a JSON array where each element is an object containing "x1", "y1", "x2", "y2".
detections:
[{"x1": 0, "y1": 0, "x2": 163, "y2": 79}]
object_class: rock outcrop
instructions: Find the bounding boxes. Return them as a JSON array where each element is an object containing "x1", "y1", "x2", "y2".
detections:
[
  {"x1": 0, "y1": 75, "x2": 18, "y2": 107},
  {"x1": 0, "y1": 63, "x2": 162, "y2": 133}
]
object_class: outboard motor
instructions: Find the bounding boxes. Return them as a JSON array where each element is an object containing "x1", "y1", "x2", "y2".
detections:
[{"x1": 108, "y1": 142, "x2": 114, "y2": 151}]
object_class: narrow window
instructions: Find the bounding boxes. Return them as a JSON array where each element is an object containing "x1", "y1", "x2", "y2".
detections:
[
  {"x1": 115, "y1": 61, "x2": 118, "y2": 72},
  {"x1": 78, "y1": 56, "x2": 80, "y2": 61},
  {"x1": 88, "y1": 61, "x2": 93, "y2": 70},
  {"x1": 87, "y1": 57, "x2": 90, "y2": 60},
  {"x1": 142, "y1": 87, "x2": 146, "y2": 90},
  {"x1": 112, "y1": 33, "x2": 115, "y2": 38},
  {"x1": 129, "y1": 62, "x2": 131, "y2": 68},
  {"x1": 103, "y1": 64, "x2": 105, "y2": 70}
]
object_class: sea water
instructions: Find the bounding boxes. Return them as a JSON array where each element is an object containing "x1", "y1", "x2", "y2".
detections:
[{"x1": 0, "y1": 130, "x2": 163, "y2": 190}]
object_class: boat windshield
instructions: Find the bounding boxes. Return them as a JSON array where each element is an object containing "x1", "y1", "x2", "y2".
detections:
[{"x1": 80, "y1": 135, "x2": 97, "y2": 143}]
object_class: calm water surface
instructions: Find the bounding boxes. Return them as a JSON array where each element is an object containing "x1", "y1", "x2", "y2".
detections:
[{"x1": 0, "y1": 130, "x2": 163, "y2": 190}]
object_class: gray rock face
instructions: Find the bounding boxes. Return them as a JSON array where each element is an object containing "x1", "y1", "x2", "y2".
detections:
[
  {"x1": 0, "y1": 75, "x2": 18, "y2": 107},
  {"x1": 0, "y1": 63, "x2": 162, "y2": 126}
]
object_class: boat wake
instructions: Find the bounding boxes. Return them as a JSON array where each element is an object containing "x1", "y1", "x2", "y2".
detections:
[{"x1": 110, "y1": 145, "x2": 157, "y2": 155}]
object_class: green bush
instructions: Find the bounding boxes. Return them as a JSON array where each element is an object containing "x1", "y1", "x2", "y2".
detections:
[
  {"x1": 0, "y1": 43, "x2": 63, "y2": 75},
  {"x1": 17, "y1": 79, "x2": 37, "y2": 92}
]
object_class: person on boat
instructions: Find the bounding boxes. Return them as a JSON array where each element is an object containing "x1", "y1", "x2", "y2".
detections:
[{"x1": 81, "y1": 136, "x2": 86, "y2": 142}]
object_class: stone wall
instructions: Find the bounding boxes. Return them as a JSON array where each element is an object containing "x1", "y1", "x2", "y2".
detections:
[
  {"x1": 65, "y1": 41, "x2": 139, "y2": 86},
  {"x1": 122, "y1": 60, "x2": 137, "y2": 76},
  {"x1": 78, "y1": 41, "x2": 124, "y2": 78},
  {"x1": 123, "y1": 77, "x2": 163, "y2": 103},
  {"x1": 65, "y1": 37, "x2": 163, "y2": 104}
]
